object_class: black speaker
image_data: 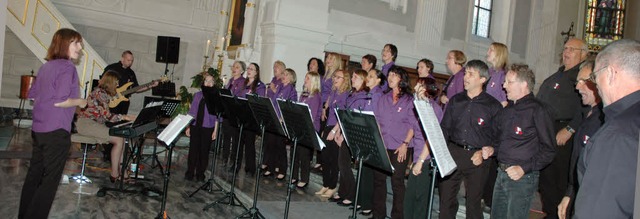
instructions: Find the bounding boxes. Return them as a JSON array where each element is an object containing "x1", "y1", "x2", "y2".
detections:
[{"x1": 156, "y1": 36, "x2": 180, "y2": 64}]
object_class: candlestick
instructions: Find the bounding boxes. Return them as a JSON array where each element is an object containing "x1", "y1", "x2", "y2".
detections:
[
  {"x1": 204, "y1": 40, "x2": 211, "y2": 57},
  {"x1": 216, "y1": 37, "x2": 224, "y2": 51}
]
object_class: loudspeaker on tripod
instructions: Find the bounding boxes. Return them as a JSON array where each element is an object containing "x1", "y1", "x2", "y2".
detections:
[{"x1": 156, "y1": 36, "x2": 180, "y2": 64}]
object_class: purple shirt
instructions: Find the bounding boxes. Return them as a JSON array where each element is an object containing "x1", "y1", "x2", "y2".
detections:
[
  {"x1": 486, "y1": 68, "x2": 507, "y2": 103},
  {"x1": 445, "y1": 68, "x2": 465, "y2": 100},
  {"x1": 373, "y1": 91, "x2": 418, "y2": 150},
  {"x1": 269, "y1": 83, "x2": 298, "y2": 118},
  {"x1": 381, "y1": 61, "x2": 395, "y2": 77},
  {"x1": 242, "y1": 80, "x2": 266, "y2": 97},
  {"x1": 266, "y1": 77, "x2": 283, "y2": 98},
  {"x1": 345, "y1": 90, "x2": 373, "y2": 111},
  {"x1": 29, "y1": 59, "x2": 80, "y2": 133},
  {"x1": 321, "y1": 77, "x2": 333, "y2": 103},
  {"x1": 299, "y1": 92, "x2": 322, "y2": 132},
  {"x1": 188, "y1": 91, "x2": 217, "y2": 128},
  {"x1": 227, "y1": 76, "x2": 246, "y2": 96},
  {"x1": 326, "y1": 89, "x2": 349, "y2": 126}
]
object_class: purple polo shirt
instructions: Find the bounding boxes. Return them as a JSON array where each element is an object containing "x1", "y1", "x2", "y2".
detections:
[
  {"x1": 326, "y1": 90, "x2": 349, "y2": 127},
  {"x1": 270, "y1": 83, "x2": 298, "y2": 118},
  {"x1": 29, "y1": 59, "x2": 80, "y2": 133},
  {"x1": 412, "y1": 118, "x2": 431, "y2": 163},
  {"x1": 266, "y1": 77, "x2": 283, "y2": 98},
  {"x1": 445, "y1": 68, "x2": 465, "y2": 100},
  {"x1": 242, "y1": 80, "x2": 266, "y2": 97},
  {"x1": 381, "y1": 61, "x2": 395, "y2": 77},
  {"x1": 188, "y1": 91, "x2": 217, "y2": 128},
  {"x1": 299, "y1": 93, "x2": 322, "y2": 132},
  {"x1": 227, "y1": 76, "x2": 246, "y2": 96},
  {"x1": 373, "y1": 91, "x2": 418, "y2": 150},
  {"x1": 486, "y1": 67, "x2": 507, "y2": 103},
  {"x1": 345, "y1": 90, "x2": 373, "y2": 111},
  {"x1": 321, "y1": 77, "x2": 333, "y2": 103}
]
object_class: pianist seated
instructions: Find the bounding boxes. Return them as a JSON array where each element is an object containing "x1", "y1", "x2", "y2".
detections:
[{"x1": 76, "y1": 70, "x2": 135, "y2": 183}]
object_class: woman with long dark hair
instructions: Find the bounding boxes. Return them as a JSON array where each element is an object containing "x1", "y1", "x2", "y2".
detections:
[
  {"x1": 371, "y1": 66, "x2": 418, "y2": 219},
  {"x1": 233, "y1": 62, "x2": 265, "y2": 175}
]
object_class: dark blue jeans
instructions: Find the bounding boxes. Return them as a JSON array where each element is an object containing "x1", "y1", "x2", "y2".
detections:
[{"x1": 491, "y1": 169, "x2": 539, "y2": 219}]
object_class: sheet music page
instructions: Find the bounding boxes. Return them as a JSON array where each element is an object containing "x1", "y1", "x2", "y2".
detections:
[
  {"x1": 145, "y1": 101, "x2": 164, "y2": 108},
  {"x1": 158, "y1": 114, "x2": 193, "y2": 145},
  {"x1": 413, "y1": 99, "x2": 457, "y2": 177}
]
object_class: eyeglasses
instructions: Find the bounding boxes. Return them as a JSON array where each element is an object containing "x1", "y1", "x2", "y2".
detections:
[
  {"x1": 563, "y1": 47, "x2": 584, "y2": 52},
  {"x1": 589, "y1": 65, "x2": 608, "y2": 84},
  {"x1": 575, "y1": 78, "x2": 595, "y2": 86}
]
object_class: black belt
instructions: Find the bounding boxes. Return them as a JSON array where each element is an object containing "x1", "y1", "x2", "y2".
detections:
[
  {"x1": 498, "y1": 163, "x2": 511, "y2": 171},
  {"x1": 450, "y1": 142, "x2": 481, "y2": 151}
]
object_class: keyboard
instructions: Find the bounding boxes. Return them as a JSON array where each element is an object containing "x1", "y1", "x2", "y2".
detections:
[{"x1": 109, "y1": 122, "x2": 158, "y2": 138}]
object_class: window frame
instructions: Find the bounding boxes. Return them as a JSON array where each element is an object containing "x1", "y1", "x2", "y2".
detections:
[{"x1": 472, "y1": 0, "x2": 493, "y2": 38}]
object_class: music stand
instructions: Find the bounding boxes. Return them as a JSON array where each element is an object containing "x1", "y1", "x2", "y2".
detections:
[
  {"x1": 189, "y1": 87, "x2": 227, "y2": 197},
  {"x1": 277, "y1": 99, "x2": 323, "y2": 219},
  {"x1": 203, "y1": 94, "x2": 257, "y2": 212},
  {"x1": 335, "y1": 109, "x2": 393, "y2": 219},
  {"x1": 235, "y1": 94, "x2": 289, "y2": 219},
  {"x1": 413, "y1": 99, "x2": 457, "y2": 219},
  {"x1": 155, "y1": 114, "x2": 193, "y2": 219},
  {"x1": 142, "y1": 98, "x2": 181, "y2": 173}
]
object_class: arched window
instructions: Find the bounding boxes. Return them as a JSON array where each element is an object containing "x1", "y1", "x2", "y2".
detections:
[
  {"x1": 584, "y1": 0, "x2": 626, "y2": 52},
  {"x1": 472, "y1": 0, "x2": 492, "y2": 38}
]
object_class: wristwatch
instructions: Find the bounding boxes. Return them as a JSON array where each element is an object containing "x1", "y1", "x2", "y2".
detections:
[{"x1": 565, "y1": 126, "x2": 576, "y2": 134}]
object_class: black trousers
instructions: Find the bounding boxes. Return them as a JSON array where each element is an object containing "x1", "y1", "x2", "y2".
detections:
[
  {"x1": 221, "y1": 122, "x2": 239, "y2": 165},
  {"x1": 357, "y1": 165, "x2": 374, "y2": 210},
  {"x1": 539, "y1": 121, "x2": 573, "y2": 218},
  {"x1": 404, "y1": 161, "x2": 433, "y2": 219},
  {"x1": 292, "y1": 144, "x2": 312, "y2": 183},
  {"x1": 263, "y1": 132, "x2": 287, "y2": 174},
  {"x1": 482, "y1": 157, "x2": 498, "y2": 207},
  {"x1": 234, "y1": 130, "x2": 256, "y2": 173},
  {"x1": 186, "y1": 125, "x2": 214, "y2": 178},
  {"x1": 438, "y1": 145, "x2": 489, "y2": 219},
  {"x1": 19, "y1": 130, "x2": 72, "y2": 219},
  {"x1": 337, "y1": 142, "x2": 356, "y2": 201},
  {"x1": 321, "y1": 126, "x2": 339, "y2": 189},
  {"x1": 372, "y1": 149, "x2": 412, "y2": 219}
]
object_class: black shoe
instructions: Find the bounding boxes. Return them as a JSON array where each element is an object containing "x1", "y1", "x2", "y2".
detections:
[
  {"x1": 337, "y1": 200, "x2": 353, "y2": 207},
  {"x1": 263, "y1": 171, "x2": 273, "y2": 177},
  {"x1": 348, "y1": 205, "x2": 361, "y2": 210},
  {"x1": 276, "y1": 174, "x2": 285, "y2": 181},
  {"x1": 360, "y1": 209, "x2": 372, "y2": 216},
  {"x1": 329, "y1": 196, "x2": 343, "y2": 202},
  {"x1": 296, "y1": 182, "x2": 308, "y2": 188}
]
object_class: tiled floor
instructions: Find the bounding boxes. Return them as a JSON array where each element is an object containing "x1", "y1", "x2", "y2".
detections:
[{"x1": 0, "y1": 122, "x2": 545, "y2": 218}]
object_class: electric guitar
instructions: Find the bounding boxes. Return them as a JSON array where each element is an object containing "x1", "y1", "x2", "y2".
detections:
[{"x1": 108, "y1": 76, "x2": 169, "y2": 108}]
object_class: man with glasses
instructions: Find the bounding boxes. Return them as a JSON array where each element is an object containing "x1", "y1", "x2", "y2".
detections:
[
  {"x1": 536, "y1": 38, "x2": 588, "y2": 218},
  {"x1": 492, "y1": 64, "x2": 556, "y2": 219},
  {"x1": 556, "y1": 61, "x2": 604, "y2": 219},
  {"x1": 574, "y1": 39, "x2": 640, "y2": 218}
]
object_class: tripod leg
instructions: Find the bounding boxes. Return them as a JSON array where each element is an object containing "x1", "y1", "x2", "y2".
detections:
[
  {"x1": 428, "y1": 159, "x2": 438, "y2": 219},
  {"x1": 203, "y1": 124, "x2": 246, "y2": 211},
  {"x1": 350, "y1": 157, "x2": 364, "y2": 219},
  {"x1": 236, "y1": 125, "x2": 267, "y2": 219},
  {"x1": 283, "y1": 139, "x2": 298, "y2": 219}
]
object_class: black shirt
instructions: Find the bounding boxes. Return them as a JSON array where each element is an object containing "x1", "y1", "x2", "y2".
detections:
[
  {"x1": 536, "y1": 63, "x2": 583, "y2": 127},
  {"x1": 565, "y1": 103, "x2": 603, "y2": 199},
  {"x1": 441, "y1": 91, "x2": 502, "y2": 148},
  {"x1": 493, "y1": 93, "x2": 556, "y2": 173},
  {"x1": 575, "y1": 90, "x2": 640, "y2": 218},
  {"x1": 102, "y1": 61, "x2": 139, "y2": 114}
]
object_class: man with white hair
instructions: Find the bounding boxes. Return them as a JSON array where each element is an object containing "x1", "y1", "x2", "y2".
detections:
[{"x1": 574, "y1": 39, "x2": 640, "y2": 218}]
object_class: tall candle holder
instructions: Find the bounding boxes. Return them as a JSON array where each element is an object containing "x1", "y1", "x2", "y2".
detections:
[{"x1": 202, "y1": 55, "x2": 210, "y2": 73}]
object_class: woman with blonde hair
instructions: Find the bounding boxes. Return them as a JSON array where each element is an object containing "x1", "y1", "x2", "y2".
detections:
[
  {"x1": 292, "y1": 71, "x2": 322, "y2": 188},
  {"x1": 317, "y1": 69, "x2": 351, "y2": 198},
  {"x1": 486, "y1": 42, "x2": 509, "y2": 107},
  {"x1": 77, "y1": 70, "x2": 135, "y2": 182}
]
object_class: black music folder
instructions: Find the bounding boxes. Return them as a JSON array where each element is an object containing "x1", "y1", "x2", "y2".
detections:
[{"x1": 335, "y1": 109, "x2": 393, "y2": 174}]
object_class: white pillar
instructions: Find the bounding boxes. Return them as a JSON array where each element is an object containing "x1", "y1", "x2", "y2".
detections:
[{"x1": 0, "y1": 0, "x2": 8, "y2": 98}]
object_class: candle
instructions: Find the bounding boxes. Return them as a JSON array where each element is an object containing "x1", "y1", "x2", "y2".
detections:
[
  {"x1": 216, "y1": 37, "x2": 225, "y2": 51},
  {"x1": 205, "y1": 40, "x2": 211, "y2": 56}
]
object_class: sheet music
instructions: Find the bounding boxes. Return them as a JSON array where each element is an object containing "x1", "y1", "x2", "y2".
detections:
[
  {"x1": 279, "y1": 99, "x2": 326, "y2": 150},
  {"x1": 158, "y1": 114, "x2": 193, "y2": 145},
  {"x1": 414, "y1": 99, "x2": 457, "y2": 177}
]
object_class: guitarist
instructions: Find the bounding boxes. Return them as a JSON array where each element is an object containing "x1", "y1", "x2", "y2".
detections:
[{"x1": 102, "y1": 50, "x2": 157, "y2": 114}]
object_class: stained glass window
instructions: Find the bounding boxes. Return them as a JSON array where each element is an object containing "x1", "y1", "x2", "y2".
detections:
[
  {"x1": 584, "y1": 0, "x2": 626, "y2": 52},
  {"x1": 472, "y1": 0, "x2": 492, "y2": 38}
]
